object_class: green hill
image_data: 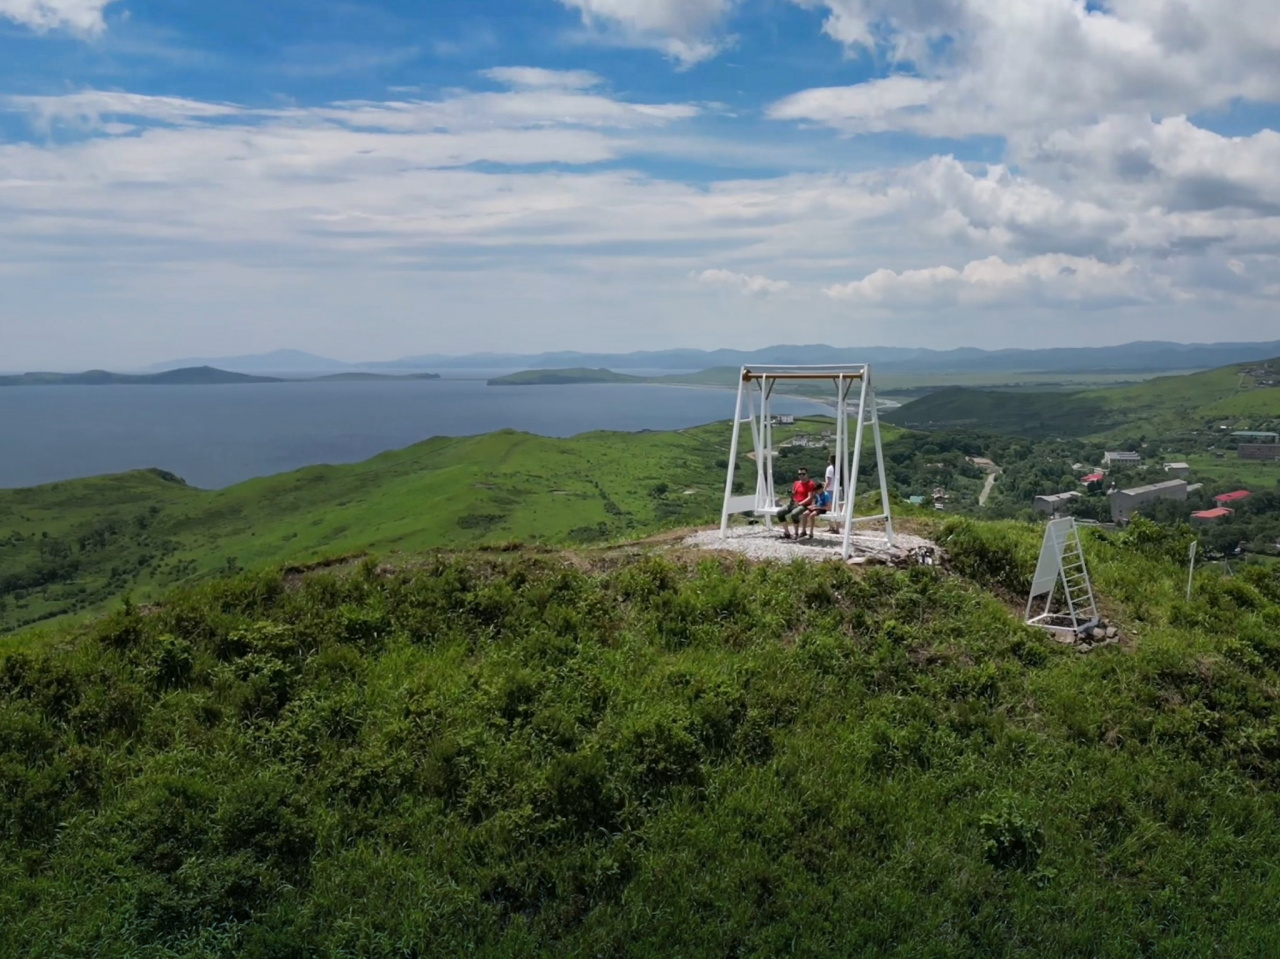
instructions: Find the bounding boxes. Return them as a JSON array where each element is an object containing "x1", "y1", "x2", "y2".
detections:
[
  {"x1": 4, "y1": 519, "x2": 1280, "y2": 955},
  {"x1": 487, "y1": 368, "x2": 646, "y2": 385},
  {"x1": 0, "y1": 427, "x2": 740, "y2": 634},
  {"x1": 0, "y1": 366, "x2": 283, "y2": 387},
  {"x1": 885, "y1": 358, "x2": 1280, "y2": 437}
]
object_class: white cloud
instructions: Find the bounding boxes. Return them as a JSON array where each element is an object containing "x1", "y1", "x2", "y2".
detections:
[
  {"x1": 6, "y1": 92, "x2": 242, "y2": 132},
  {"x1": 776, "y1": 0, "x2": 1280, "y2": 137},
  {"x1": 558, "y1": 0, "x2": 737, "y2": 65},
  {"x1": 2, "y1": 83, "x2": 1278, "y2": 367},
  {"x1": 0, "y1": 0, "x2": 117, "y2": 34},
  {"x1": 481, "y1": 67, "x2": 604, "y2": 91},
  {"x1": 697, "y1": 268, "x2": 791, "y2": 296},
  {"x1": 824, "y1": 254, "x2": 1173, "y2": 307}
]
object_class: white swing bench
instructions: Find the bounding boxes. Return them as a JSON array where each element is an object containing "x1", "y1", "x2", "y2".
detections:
[{"x1": 719, "y1": 364, "x2": 896, "y2": 560}]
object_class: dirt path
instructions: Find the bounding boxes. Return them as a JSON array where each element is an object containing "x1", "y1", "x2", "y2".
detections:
[{"x1": 970, "y1": 456, "x2": 1002, "y2": 507}]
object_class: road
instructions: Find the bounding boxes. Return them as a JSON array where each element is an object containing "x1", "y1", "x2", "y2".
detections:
[{"x1": 970, "y1": 456, "x2": 1002, "y2": 506}]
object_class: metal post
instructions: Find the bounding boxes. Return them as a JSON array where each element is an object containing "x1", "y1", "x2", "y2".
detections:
[
  {"x1": 841, "y1": 374, "x2": 870, "y2": 560},
  {"x1": 1186, "y1": 540, "x2": 1198, "y2": 601},
  {"x1": 720, "y1": 371, "x2": 747, "y2": 536},
  {"x1": 868, "y1": 370, "x2": 895, "y2": 548}
]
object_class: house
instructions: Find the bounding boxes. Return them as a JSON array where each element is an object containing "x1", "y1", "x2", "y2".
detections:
[
  {"x1": 1215, "y1": 490, "x2": 1251, "y2": 506},
  {"x1": 1163, "y1": 462, "x2": 1191, "y2": 478},
  {"x1": 1109, "y1": 479, "x2": 1188, "y2": 523},
  {"x1": 1081, "y1": 471, "x2": 1106, "y2": 491},
  {"x1": 1192, "y1": 507, "x2": 1233, "y2": 524},
  {"x1": 1104, "y1": 451, "x2": 1142, "y2": 467},
  {"x1": 1034, "y1": 491, "x2": 1081, "y2": 516}
]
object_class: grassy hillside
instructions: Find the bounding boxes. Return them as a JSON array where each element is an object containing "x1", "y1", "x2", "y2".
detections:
[
  {"x1": 487, "y1": 368, "x2": 647, "y2": 385},
  {"x1": 886, "y1": 358, "x2": 1280, "y2": 438},
  {"x1": 5, "y1": 521, "x2": 1280, "y2": 956},
  {"x1": 0, "y1": 426, "x2": 745, "y2": 634}
]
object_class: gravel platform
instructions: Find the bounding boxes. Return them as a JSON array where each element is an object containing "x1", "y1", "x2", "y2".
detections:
[{"x1": 682, "y1": 525, "x2": 938, "y2": 564}]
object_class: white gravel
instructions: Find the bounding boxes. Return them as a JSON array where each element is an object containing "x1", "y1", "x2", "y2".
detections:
[{"x1": 682, "y1": 524, "x2": 938, "y2": 564}]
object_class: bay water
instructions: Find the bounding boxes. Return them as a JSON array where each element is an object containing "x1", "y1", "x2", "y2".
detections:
[{"x1": 0, "y1": 377, "x2": 828, "y2": 489}]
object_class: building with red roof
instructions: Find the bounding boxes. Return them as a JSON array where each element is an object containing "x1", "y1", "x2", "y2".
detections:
[
  {"x1": 1214, "y1": 490, "x2": 1251, "y2": 505},
  {"x1": 1192, "y1": 507, "x2": 1233, "y2": 524}
]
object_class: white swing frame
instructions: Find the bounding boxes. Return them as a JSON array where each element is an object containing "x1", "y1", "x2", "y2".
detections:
[{"x1": 718, "y1": 364, "x2": 896, "y2": 560}]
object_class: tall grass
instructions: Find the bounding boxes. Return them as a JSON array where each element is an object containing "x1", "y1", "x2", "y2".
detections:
[{"x1": 3, "y1": 541, "x2": 1280, "y2": 957}]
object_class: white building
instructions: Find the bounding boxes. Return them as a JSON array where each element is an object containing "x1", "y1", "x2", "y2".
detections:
[
  {"x1": 1109, "y1": 479, "x2": 1188, "y2": 523},
  {"x1": 1104, "y1": 451, "x2": 1142, "y2": 468},
  {"x1": 1163, "y1": 462, "x2": 1191, "y2": 478}
]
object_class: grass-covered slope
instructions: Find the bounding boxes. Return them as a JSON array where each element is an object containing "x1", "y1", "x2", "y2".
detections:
[
  {"x1": 486, "y1": 368, "x2": 647, "y2": 385},
  {"x1": 0, "y1": 426, "x2": 742, "y2": 634},
  {"x1": 886, "y1": 358, "x2": 1280, "y2": 437},
  {"x1": 4, "y1": 523, "x2": 1280, "y2": 956}
]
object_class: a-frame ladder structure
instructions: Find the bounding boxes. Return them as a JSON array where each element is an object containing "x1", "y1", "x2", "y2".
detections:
[
  {"x1": 1025, "y1": 517, "x2": 1099, "y2": 637},
  {"x1": 718, "y1": 364, "x2": 895, "y2": 561}
]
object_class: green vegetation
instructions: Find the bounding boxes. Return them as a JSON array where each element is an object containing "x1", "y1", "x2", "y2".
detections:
[
  {"x1": 885, "y1": 358, "x2": 1280, "y2": 439},
  {"x1": 5, "y1": 521, "x2": 1280, "y2": 955},
  {"x1": 0, "y1": 427, "x2": 739, "y2": 634},
  {"x1": 487, "y1": 368, "x2": 647, "y2": 386}
]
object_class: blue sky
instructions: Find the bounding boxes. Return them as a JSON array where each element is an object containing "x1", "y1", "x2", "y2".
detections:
[{"x1": 2, "y1": 0, "x2": 1279, "y2": 368}]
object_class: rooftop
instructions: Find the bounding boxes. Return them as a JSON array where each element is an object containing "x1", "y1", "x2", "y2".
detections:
[
  {"x1": 1232, "y1": 431, "x2": 1279, "y2": 439},
  {"x1": 1193, "y1": 508, "x2": 1233, "y2": 519},
  {"x1": 1164, "y1": 462, "x2": 1190, "y2": 469},
  {"x1": 1115, "y1": 479, "x2": 1187, "y2": 496},
  {"x1": 1215, "y1": 490, "x2": 1252, "y2": 504},
  {"x1": 1036, "y1": 491, "x2": 1081, "y2": 503}
]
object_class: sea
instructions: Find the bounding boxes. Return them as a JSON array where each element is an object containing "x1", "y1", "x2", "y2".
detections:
[{"x1": 0, "y1": 374, "x2": 831, "y2": 490}]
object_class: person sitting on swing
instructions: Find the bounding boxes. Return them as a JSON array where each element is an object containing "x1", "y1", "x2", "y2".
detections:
[
  {"x1": 808, "y1": 481, "x2": 833, "y2": 537},
  {"x1": 778, "y1": 467, "x2": 817, "y2": 539}
]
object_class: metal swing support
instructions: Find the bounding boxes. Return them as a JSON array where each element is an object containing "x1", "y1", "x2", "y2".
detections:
[{"x1": 718, "y1": 364, "x2": 896, "y2": 560}]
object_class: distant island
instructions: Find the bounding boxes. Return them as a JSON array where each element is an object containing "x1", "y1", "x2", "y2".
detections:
[
  {"x1": 0, "y1": 366, "x2": 440, "y2": 387},
  {"x1": 487, "y1": 367, "x2": 648, "y2": 386}
]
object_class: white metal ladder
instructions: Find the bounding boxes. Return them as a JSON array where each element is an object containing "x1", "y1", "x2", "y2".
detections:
[{"x1": 1055, "y1": 523, "x2": 1098, "y2": 628}]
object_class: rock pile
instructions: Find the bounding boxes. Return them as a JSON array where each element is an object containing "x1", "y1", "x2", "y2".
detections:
[{"x1": 1075, "y1": 621, "x2": 1121, "y2": 652}]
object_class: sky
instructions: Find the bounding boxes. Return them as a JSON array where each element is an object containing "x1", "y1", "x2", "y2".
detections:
[{"x1": 1, "y1": 0, "x2": 1279, "y2": 369}]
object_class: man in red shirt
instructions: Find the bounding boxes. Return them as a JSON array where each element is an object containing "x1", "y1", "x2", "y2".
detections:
[{"x1": 777, "y1": 467, "x2": 817, "y2": 539}]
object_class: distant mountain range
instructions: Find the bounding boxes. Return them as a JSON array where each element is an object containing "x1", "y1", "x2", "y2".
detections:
[
  {"x1": 144, "y1": 340, "x2": 1280, "y2": 377},
  {"x1": 0, "y1": 367, "x2": 279, "y2": 387},
  {"x1": 0, "y1": 367, "x2": 441, "y2": 387}
]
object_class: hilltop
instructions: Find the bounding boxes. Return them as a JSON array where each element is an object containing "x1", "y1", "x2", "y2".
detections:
[{"x1": 4, "y1": 515, "x2": 1280, "y2": 956}]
